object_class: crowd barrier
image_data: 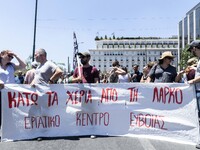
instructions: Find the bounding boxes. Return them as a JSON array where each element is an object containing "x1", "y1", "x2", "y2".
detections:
[{"x1": 1, "y1": 83, "x2": 199, "y2": 144}]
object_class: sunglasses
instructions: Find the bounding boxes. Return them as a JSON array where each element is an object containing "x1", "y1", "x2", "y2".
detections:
[
  {"x1": 165, "y1": 57, "x2": 173, "y2": 60},
  {"x1": 79, "y1": 56, "x2": 86, "y2": 59},
  {"x1": 8, "y1": 55, "x2": 14, "y2": 59}
]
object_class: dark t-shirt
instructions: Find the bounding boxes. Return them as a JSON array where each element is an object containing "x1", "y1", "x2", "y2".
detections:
[
  {"x1": 73, "y1": 66, "x2": 99, "y2": 83},
  {"x1": 148, "y1": 64, "x2": 177, "y2": 83},
  {"x1": 187, "y1": 69, "x2": 195, "y2": 80},
  {"x1": 131, "y1": 71, "x2": 143, "y2": 82}
]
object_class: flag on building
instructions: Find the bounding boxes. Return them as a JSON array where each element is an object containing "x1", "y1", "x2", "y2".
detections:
[{"x1": 73, "y1": 32, "x2": 79, "y2": 70}]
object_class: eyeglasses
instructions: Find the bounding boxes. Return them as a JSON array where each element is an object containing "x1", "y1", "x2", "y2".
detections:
[
  {"x1": 8, "y1": 55, "x2": 13, "y2": 59},
  {"x1": 165, "y1": 57, "x2": 173, "y2": 60}
]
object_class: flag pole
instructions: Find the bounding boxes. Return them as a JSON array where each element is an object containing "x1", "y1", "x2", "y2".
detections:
[
  {"x1": 77, "y1": 55, "x2": 81, "y2": 78},
  {"x1": 32, "y1": 0, "x2": 38, "y2": 62},
  {"x1": 73, "y1": 32, "x2": 81, "y2": 77}
]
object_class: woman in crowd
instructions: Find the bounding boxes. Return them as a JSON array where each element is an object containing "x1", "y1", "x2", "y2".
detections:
[
  {"x1": 118, "y1": 67, "x2": 131, "y2": 83},
  {"x1": 108, "y1": 60, "x2": 126, "y2": 83},
  {"x1": 146, "y1": 51, "x2": 178, "y2": 83},
  {"x1": 0, "y1": 50, "x2": 26, "y2": 83},
  {"x1": 140, "y1": 62, "x2": 155, "y2": 83},
  {"x1": 176, "y1": 57, "x2": 198, "y2": 83},
  {"x1": 0, "y1": 50, "x2": 26, "y2": 127}
]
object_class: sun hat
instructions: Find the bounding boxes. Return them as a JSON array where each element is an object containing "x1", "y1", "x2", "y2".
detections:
[
  {"x1": 187, "y1": 57, "x2": 198, "y2": 66},
  {"x1": 158, "y1": 51, "x2": 174, "y2": 60}
]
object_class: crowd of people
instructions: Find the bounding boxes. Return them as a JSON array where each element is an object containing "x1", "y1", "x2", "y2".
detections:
[
  {"x1": 0, "y1": 41, "x2": 200, "y2": 140},
  {"x1": 1, "y1": 48, "x2": 197, "y2": 86}
]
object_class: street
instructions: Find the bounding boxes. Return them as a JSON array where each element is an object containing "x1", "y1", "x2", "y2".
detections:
[{"x1": 0, "y1": 135, "x2": 198, "y2": 150}]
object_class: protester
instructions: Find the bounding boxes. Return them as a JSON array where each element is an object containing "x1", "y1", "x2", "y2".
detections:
[
  {"x1": 99, "y1": 73, "x2": 108, "y2": 83},
  {"x1": 72, "y1": 52, "x2": 99, "y2": 83},
  {"x1": 186, "y1": 40, "x2": 200, "y2": 117},
  {"x1": 146, "y1": 51, "x2": 178, "y2": 83},
  {"x1": 30, "y1": 48, "x2": 63, "y2": 86},
  {"x1": 71, "y1": 51, "x2": 99, "y2": 139},
  {"x1": 15, "y1": 70, "x2": 24, "y2": 84},
  {"x1": 0, "y1": 49, "x2": 26, "y2": 127},
  {"x1": 57, "y1": 71, "x2": 68, "y2": 84},
  {"x1": 176, "y1": 57, "x2": 197, "y2": 83},
  {"x1": 118, "y1": 67, "x2": 131, "y2": 83},
  {"x1": 24, "y1": 61, "x2": 38, "y2": 84},
  {"x1": 140, "y1": 62, "x2": 155, "y2": 83},
  {"x1": 107, "y1": 60, "x2": 126, "y2": 83},
  {"x1": 0, "y1": 50, "x2": 26, "y2": 83},
  {"x1": 131, "y1": 64, "x2": 143, "y2": 82},
  {"x1": 185, "y1": 57, "x2": 198, "y2": 81},
  {"x1": 186, "y1": 42, "x2": 200, "y2": 149}
]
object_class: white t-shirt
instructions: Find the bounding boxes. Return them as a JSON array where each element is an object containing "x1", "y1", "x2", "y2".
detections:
[
  {"x1": 0, "y1": 63, "x2": 15, "y2": 83},
  {"x1": 118, "y1": 73, "x2": 131, "y2": 83}
]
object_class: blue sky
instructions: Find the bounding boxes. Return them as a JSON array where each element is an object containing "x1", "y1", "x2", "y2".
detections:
[{"x1": 0, "y1": 0, "x2": 199, "y2": 70}]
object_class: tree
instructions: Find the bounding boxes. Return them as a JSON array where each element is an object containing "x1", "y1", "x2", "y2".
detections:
[
  {"x1": 95, "y1": 36, "x2": 99, "y2": 40},
  {"x1": 25, "y1": 55, "x2": 33, "y2": 70},
  {"x1": 179, "y1": 46, "x2": 193, "y2": 69}
]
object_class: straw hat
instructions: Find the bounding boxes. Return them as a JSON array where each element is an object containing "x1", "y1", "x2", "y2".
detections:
[
  {"x1": 158, "y1": 51, "x2": 174, "y2": 60},
  {"x1": 187, "y1": 57, "x2": 198, "y2": 66}
]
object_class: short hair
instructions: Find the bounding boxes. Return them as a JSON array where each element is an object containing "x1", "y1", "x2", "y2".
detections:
[
  {"x1": 133, "y1": 64, "x2": 139, "y2": 68},
  {"x1": 0, "y1": 50, "x2": 11, "y2": 56},
  {"x1": 112, "y1": 60, "x2": 120, "y2": 67},
  {"x1": 37, "y1": 48, "x2": 47, "y2": 57}
]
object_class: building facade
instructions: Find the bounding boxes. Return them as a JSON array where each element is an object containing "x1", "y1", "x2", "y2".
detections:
[
  {"x1": 178, "y1": 2, "x2": 200, "y2": 50},
  {"x1": 89, "y1": 37, "x2": 178, "y2": 72}
]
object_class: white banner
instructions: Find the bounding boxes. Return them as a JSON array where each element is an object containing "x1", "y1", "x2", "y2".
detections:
[{"x1": 1, "y1": 83, "x2": 199, "y2": 144}]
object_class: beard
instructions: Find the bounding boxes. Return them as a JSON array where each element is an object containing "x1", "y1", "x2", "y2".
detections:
[{"x1": 81, "y1": 59, "x2": 87, "y2": 65}]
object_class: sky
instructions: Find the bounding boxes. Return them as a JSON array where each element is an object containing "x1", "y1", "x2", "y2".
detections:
[{"x1": 0, "y1": 0, "x2": 199, "y2": 70}]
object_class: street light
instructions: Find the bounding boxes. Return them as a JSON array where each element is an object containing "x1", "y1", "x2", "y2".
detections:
[{"x1": 32, "y1": 0, "x2": 38, "y2": 62}]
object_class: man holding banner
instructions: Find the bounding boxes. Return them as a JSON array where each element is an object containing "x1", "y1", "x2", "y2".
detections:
[
  {"x1": 30, "y1": 48, "x2": 63, "y2": 86},
  {"x1": 187, "y1": 40, "x2": 200, "y2": 148},
  {"x1": 72, "y1": 51, "x2": 99, "y2": 83},
  {"x1": 187, "y1": 41, "x2": 200, "y2": 115}
]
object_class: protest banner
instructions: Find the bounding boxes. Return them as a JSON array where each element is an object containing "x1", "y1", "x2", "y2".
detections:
[{"x1": 1, "y1": 83, "x2": 199, "y2": 145}]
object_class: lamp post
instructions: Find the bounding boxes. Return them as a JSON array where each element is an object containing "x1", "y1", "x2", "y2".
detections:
[{"x1": 32, "y1": 0, "x2": 38, "y2": 62}]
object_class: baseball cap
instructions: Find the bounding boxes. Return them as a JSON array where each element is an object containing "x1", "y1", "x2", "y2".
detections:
[
  {"x1": 78, "y1": 52, "x2": 90, "y2": 57},
  {"x1": 187, "y1": 40, "x2": 200, "y2": 52}
]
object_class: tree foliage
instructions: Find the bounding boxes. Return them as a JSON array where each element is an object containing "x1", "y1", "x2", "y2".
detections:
[{"x1": 179, "y1": 46, "x2": 193, "y2": 69}]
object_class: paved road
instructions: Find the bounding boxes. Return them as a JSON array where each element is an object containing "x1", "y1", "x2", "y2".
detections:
[{"x1": 0, "y1": 136, "x2": 198, "y2": 150}]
